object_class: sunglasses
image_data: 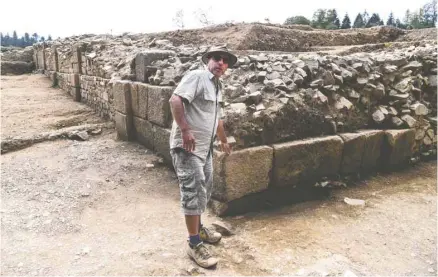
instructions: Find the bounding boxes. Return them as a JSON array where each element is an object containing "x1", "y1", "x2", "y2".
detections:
[{"x1": 210, "y1": 54, "x2": 229, "y2": 64}]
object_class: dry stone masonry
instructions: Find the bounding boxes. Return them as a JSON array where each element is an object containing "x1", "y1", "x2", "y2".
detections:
[{"x1": 27, "y1": 24, "x2": 437, "y2": 215}]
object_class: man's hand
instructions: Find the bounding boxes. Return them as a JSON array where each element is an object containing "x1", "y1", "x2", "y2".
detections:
[
  {"x1": 220, "y1": 142, "x2": 231, "y2": 155},
  {"x1": 182, "y1": 129, "x2": 196, "y2": 153}
]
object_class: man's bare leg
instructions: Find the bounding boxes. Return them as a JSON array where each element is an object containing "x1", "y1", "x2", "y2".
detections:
[{"x1": 185, "y1": 215, "x2": 200, "y2": 236}]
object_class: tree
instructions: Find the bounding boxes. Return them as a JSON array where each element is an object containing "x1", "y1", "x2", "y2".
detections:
[
  {"x1": 24, "y1": 33, "x2": 30, "y2": 45},
  {"x1": 47, "y1": 35, "x2": 52, "y2": 41},
  {"x1": 353, "y1": 13, "x2": 365, "y2": 28},
  {"x1": 311, "y1": 9, "x2": 328, "y2": 29},
  {"x1": 366, "y1": 13, "x2": 383, "y2": 27},
  {"x1": 386, "y1": 12, "x2": 396, "y2": 26},
  {"x1": 409, "y1": 10, "x2": 426, "y2": 28},
  {"x1": 32, "y1": 33, "x2": 39, "y2": 43},
  {"x1": 172, "y1": 9, "x2": 185, "y2": 29},
  {"x1": 326, "y1": 9, "x2": 340, "y2": 28},
  {"x1": 404, "y1": 9, "x2": 411, "y2": 28},
  {"x1": 423, "y1": 0, "x2": 437, "y2": 27},
  {"x1": 4, "y1": 33, "x2": 10, "y2": 46},
  {"x1": 12, "y1": 31, "x2": 18, "y2": 46},
  {"x1": 284, "y1": 15, "x2": 311, "y2": 25},
  {"x1": 40, "y1": 36, "x2": 45, "y2": 42},
  {"x1": 362, "y1": 10, "x2": 370, "y2": 24},
  {"x1": 194, "y1": 7, "x2": 213, "y2": 27},
  {"x1": 341, "y1": 13, "x2": 351, "y2": 29}
]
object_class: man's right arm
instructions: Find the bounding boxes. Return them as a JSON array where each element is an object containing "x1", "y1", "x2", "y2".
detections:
[{"x1": 169, "y1": 95, "x2": 196, "y2": 152}]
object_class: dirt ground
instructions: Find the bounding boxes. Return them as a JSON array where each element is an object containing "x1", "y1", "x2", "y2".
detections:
[{"x1": 1, "y1": 75, "x2": 437, "y2": 276}]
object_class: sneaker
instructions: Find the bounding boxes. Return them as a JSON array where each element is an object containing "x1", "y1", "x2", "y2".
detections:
[
  {"x1": 186, "y1": 242, "x2": 218, "y2": 268},
  {"x1": 200, "y1": 225, "x2": 222, "y2": 244}
]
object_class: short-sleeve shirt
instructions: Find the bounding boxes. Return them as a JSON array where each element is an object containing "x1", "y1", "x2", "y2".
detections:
[{"x1": 169, "y1": 69, "x2": 224, "y2": 161}]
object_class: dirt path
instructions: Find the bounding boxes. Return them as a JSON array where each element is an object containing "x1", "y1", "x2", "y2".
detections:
[
  {"x1": 1, "y1": 75, "x2": 105, "y2": 139},
  {"x1": 1, "y1": 75, "x2": 436, "y2": 276}
]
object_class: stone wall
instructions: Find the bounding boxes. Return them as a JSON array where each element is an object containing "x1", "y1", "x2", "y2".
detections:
[
  {"x1": 80, "y1": 75, "x2": 114, "y2": 120},
  {"x1": 32, "y1": 29, "x2": 437, "y2": 215}
]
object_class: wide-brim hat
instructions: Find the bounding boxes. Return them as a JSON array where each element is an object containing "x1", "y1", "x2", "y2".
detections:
[{"x1": 201, "y1": 45, "x2": 238, "y2": 67}]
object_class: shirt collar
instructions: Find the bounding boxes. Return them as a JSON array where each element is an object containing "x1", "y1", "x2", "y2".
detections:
[{"x1": 206, "y1": 70, "x2": 215, "y2": 80}]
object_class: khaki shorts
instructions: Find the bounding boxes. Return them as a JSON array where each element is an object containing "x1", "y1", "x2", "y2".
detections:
[{"x1": 170, "y1": 148, "x2": 213, "y2": 215}]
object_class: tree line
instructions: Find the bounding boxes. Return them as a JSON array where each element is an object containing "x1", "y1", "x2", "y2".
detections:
[
  {"x1": 284, "y1": 0, "x2": 437, "y2": 29},
  {"x1": 1, "y1": 31, "x2": 54, "y2": 48}
]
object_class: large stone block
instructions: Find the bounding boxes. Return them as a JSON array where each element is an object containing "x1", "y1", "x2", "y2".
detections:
[
  {"x1": 135, "y1": 50, "x2": 176, "y2": 82},
  {"x1": 153, "y1": 125, "x2": 172, "y2": 164},
  {"x1": 212, "y1": 146, "x2": 273, "y2": 202},
  {"x1": 147, "y1": 85, "x2": 173, "y2": 128},
  {"x1": 131, "y1": 82, "x2": 148, "y2": 119},
  {"x1": 359, "y1": 130, "x2": 384, "y2": 172},
  {"x1": 381, "y1": 129, "x2": 415, "y2": 168},
  {"x1": 115, "y1": 111, "x2": 134, "y2": 141},
  {"x1": 133, "y1": 116, "x2": 154, "y2": 149},
  {"x1": 71, "y1": 73, "x2": 80, "y2": 87},
  {"x1": 272, "y1": 136, "x2": 344, "y2": 187},
  {"x1": 71, "y1": 86, "x2": 81, "y2": 102},
  {"x1": 339, "y1": 132, "x2": 367, "y2": 175},
  {"x1": 113, "y1": 81, "x2": 132, "y2": 114}
]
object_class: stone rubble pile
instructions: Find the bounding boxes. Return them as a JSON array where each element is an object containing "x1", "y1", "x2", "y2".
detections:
[{"x1": 39, "y1": 34, "x2": 437, "y2": 152}]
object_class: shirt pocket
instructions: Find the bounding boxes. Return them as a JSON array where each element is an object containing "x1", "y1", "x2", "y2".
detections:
[{"x1": 198, "y1": 91, "x2": 217, "y2": 113}]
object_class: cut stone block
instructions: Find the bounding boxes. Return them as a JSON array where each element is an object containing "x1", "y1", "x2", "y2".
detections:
[
  {"x1": 381, "y1": 129, "x2": 416, "y2": 168},
  {"x1": 115, "y1": 111, "x2": 134, "y2": 141},
  {"x1": 131, "y1": 82, "x2": 148, "y2": 119},
  {"x1": 135, "y1": 50, "x2": 176, "y2": 82},
  {"x1": 212, "y1": 151, "x2": 226, "y2": 200},
  {"x1": 148, "y1": 85, "x2": 173, "y2": 128},
  {"x1": 133, "y1": 116, "x2": 153, "y2": 149},
  {"x1": 71, "y1": 73, "x2": 80, "y2": 87},
  {"x1": 212, "y1": 146, "x2": 273, "y2": 202},
  {"x1": 153, "y1": 125, "x2": 172, "y2": 164},
  {"x1": 272, "y1": 136, "x2": 344, "y2": 187},
  {"x1": 358, "y1": 130, "x2": 385, "y2": 172},
  {"x1": 339, "y1": 133, "x2": 367, "y2": 175},
  {"x1": 72, "y1": 86, "x2": 81, "y2": 102},
  {"x1": 113, "y1": 81, "x2": 132, "y2": 114}
]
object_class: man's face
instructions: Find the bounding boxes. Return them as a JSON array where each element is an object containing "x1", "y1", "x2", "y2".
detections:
[{"x1": 207, "y1": 54, "x2": 230, "y2": 78}]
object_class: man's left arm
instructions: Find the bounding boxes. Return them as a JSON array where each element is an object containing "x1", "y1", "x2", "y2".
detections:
[{"x1": 216, "y1": 120, "x2": 231, "y2": 155}]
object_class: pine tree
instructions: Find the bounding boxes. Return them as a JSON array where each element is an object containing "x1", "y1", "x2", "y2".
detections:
[
  {"x1": 4, "y1": 33, "x2": 10, "y2": 46},
  {"x1": 32, "y1": 33, "x2": 39, "y2": 43},
  {"x1": 404, "y1": 9, "x2": 412, "y2": 28},
  {"x1": 366, "y1": 13, "x2": 382, "y2": 27},
  {"x1": 47, "y1": 35, "x2": 52, "y2": 41},
  {"x1": 386, "y1": 12, "x2": 396, "y2": 26},
  {"x1": 24, "y1": 33, "x2": 30, "y2": 46},
  {"x1": 341, "y1": 13, "x2": 351, "y2": 29},
  {"x1": 353, "y1": 13, "x2": 365, "y2": 28},
  {"x1": 395, "y1": 18, "x2": 407, "y2": 29},
  {"x1": 362, "y1": 10, "x2": 370, "y2": 24},
  {"x1": 326, "y1": 9, "x2": 340, "y2": 29},
  {"x1": 12, "y1": 31, "x2": 18, "y2": 47},
  {"x1": 40, "y1": 36, "x2": 45, "y2": 42}
]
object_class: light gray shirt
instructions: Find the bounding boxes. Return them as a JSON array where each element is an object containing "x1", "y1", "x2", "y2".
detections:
[{"x1": 169, "y1": 69, "x2": 224, "y2": 161}]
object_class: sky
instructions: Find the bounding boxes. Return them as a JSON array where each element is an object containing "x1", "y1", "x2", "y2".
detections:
[{"x1": 0, "y1": 0, "x2": 432, "y2": 39}]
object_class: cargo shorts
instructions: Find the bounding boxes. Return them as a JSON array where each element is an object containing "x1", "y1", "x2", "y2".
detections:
[{"x1": 170, "y1": 147, "x2": 213, "y2": 215}]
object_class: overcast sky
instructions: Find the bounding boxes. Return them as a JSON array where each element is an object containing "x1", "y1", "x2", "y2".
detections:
[{"x1": 0, "y1": 0, "x2": 431, "y2": 38}]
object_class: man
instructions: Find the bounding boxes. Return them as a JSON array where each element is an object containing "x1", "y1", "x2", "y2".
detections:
[{"x1": 169, "y1": 46, "x2": 236, "y2": 268}]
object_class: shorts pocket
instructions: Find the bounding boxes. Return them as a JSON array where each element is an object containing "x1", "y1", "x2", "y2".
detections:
[{"x1": 177, "y1": 169, "x2": 199, "y2": 210}]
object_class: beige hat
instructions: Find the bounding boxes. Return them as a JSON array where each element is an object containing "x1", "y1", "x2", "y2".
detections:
[{"x1": 201, "y1": 45, "x2": 238, "y2": 67}]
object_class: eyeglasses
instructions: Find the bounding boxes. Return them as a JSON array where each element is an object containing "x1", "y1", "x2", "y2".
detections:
[{"x1": 211, "y1": 54, "x2": 229, "y2": 64}]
